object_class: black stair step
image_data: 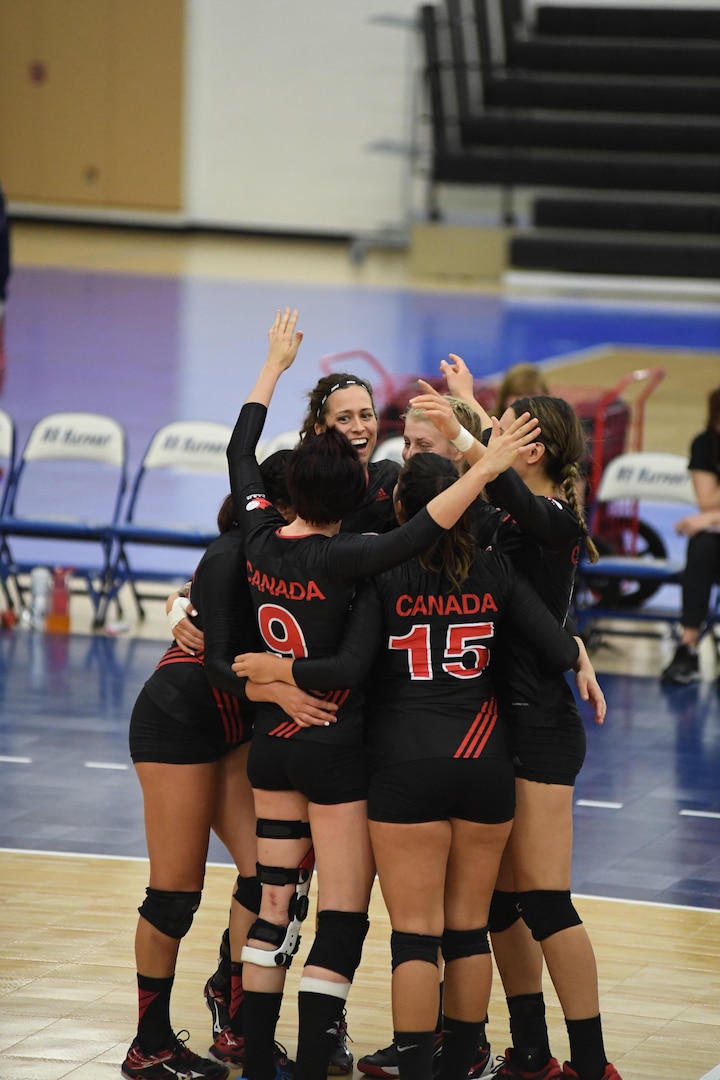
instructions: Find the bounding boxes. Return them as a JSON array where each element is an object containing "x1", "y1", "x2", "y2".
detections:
[
  {"x1": 433, "y1": 145, "x2": 720, "y2": 195},
  {"x1": 458, "y1": 110, "x2": 720, "y2": 156},
  {"x1": 533, "y1": 195, "x2": 720, "y2": 236},
  {"x1": 506, "y1": 36, "x2": 720, "y2": 78},
  {"x1": 509, "y1": 229, "x2": 720, "y2": 279},
  {"x1": 485, "y1": 71, "x2": 720, "y2": 115},
  {"x1": 535, "y1": 6, "x2": 720, "y2": 40}
]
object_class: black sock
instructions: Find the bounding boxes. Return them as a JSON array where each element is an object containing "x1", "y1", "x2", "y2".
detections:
[
  {"x1": 295, "y1": 990, "x2": 347, "y2": 1080},
  {"x1": 566, "y1": 1014, "x2": 607, "y2": 1080},
  {"x1": 229, "y1": 961, "x2": 244, "y2": 1035},
  {"x1": 210, "y1": 926, "x2": 231, "y2": 993},
  {"x1": 242, "y1": 990, "x2": 283, "y2": 1080},
  {"x1": 394, "y1": 1030, "x2": 436, "y2": 1080},
  {"x1": 440, "y1": 1016, "x2": 484, "y2": 1080},
  {"x1": 507, "y1": 992, "x2": 551, "y2": 1069},
  {"x1": 136, "y1": 973, "x2": 174, "y2": 1052},
  {"x1": 436, "y1": 979, "x2": 444, "y2": 1033}
]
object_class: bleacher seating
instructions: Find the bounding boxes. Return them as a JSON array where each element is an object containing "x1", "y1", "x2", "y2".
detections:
[{"x1": 419, "y1": 0, "x2": 720, "y2": 279}]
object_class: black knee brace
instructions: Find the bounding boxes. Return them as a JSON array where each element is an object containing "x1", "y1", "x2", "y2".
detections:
[
  {"x1": 138, "y1": 888, "x2": 201, "y2": 939},
  {"x1": 517, "y1": 889, "x2": 583, "y2": 942},
  {"x1": 304, "y1": 910, "x2": 370, "y2": 981},
  {"x1": 390, "y1": 930, "x2": 442, "y2": 972},
  {"x1": 233, "y1": 873, "x2": 262, "y2": 915},
  {"x1": 442, "y1": 925, "x2": 490, "y2": 962},
  {"x1": 488, "y1": 889, "x2": 521, "y2": 933},
  {"x1": 256, "y1": 817, "x2": 312, "y2": 840}
]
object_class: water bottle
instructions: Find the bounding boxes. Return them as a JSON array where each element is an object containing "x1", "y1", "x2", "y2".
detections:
[
  {"x1": 46, "y1": 567, "x2": 71, "y2": 634},
  {"x1": 29, "y1": 566, "x2": 51, "y2": 630}
]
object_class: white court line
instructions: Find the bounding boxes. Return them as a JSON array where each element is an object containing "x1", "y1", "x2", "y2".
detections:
[
  {"x1": 83, "y1": 761, "x2": 130, "y2": 770},
  {"x1": 680, "y1": 809, "x2": 720, "y2": 820},
  {"x1": 0, "y1": 755, "x2": 32, "y2": 764},
  {"x1": 576, "y1": 799, "x2": 624, "y2": 809}
]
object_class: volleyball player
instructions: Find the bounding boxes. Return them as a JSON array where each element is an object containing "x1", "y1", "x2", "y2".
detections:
[
  {"x1": 121, "y1": 489, "x2": 337, "y2": 1080},
  {"x1": 409, "y1": 361, "x2": 621, "y2": 1080},
  {"x1": 226, "y1": 308, "x2": 540, "y2": 1080}
]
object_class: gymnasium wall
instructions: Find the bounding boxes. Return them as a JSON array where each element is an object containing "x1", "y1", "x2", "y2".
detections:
[{"x1": 1, "y1": 0, "x2": 720, "y2": 236}]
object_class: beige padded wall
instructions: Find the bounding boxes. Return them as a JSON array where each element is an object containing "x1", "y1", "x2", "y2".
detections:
[{"x1": 0, "y1": 0, "x2": 183, "y2": 210}]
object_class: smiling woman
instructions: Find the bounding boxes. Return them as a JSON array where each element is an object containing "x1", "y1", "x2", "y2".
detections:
[{"x1": 297, "y1": 372, "x2": 401, "y2": 534}]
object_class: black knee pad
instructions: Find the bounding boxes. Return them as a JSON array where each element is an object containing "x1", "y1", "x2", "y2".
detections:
[
  {"x1": 138, "y1": 888, "x2": 201, "y2": 939},
  {"x1": 517, "y1": 889, "x2": 583, "y2": 942},
  {"x1": 390, "y1": 930, "x2": 442, "y2": 972},
  {"x1": 488, "y1": 889, "x2": 521, "y2": 934},
  {"x1": 442, "y1": 925, "x2": 490, "y2": 962},
  {"x1": 304, "y1": 910, "x2": 370, "y2": 981},
  {"x1": 233, "y1": 873, "x2": 262, "y2": 915},
  {"x1": 256, "y1": 818, "x2": 312, "y2": 840}
]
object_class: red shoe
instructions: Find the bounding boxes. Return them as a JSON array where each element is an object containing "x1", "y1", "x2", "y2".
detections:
[
  {"x1": 562, "y1": 1065, "x2": 622, "y2": 1080},
  {"x1": 208, "y1": 1027, "x2": 245, "y2": 1066},
  {"x1": 495, "y1": 1048, "x2": 563, "y2": 1079},
  {"x1": 122, "y1": 1032, "x2": 229, "y2": 1079}
]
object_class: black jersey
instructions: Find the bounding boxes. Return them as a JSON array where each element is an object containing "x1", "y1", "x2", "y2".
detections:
[
  {"x1": 689, "y1": 429, "x2": 720, "y2": 481},
  {"x1": 296, "y1": 550, "x2": 578, "y2": 766},
  {"x1": 140, "y1": 528, "x2": 257, "y2": 745},
  {"x1": 230, "y1": 402, "x2": 445, "y2": 745},
  {"x1": 482, "y1": 465, "x2": 583, "y2": 725},
  {"x1": 340, "y1": 457, "x2": 399, "y2": 533}
]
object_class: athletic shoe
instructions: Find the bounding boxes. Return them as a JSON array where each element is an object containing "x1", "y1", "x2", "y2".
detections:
[
  {"x1": 562, "y1": 1064, "x2": 622, "y2": 1080},
  {"x1": 207, "y1": 1028, "x2": 294, "y2": 1074},
  {"x1": 208, "y1": 1027, "x2": 245, "y2": 1067},
  {"x1": 273, "y1": 1042, "x2": 295, "y2": 1073},
  {"x1": 661, "y1": 644, "x2": 700, "y2": 685},
  {"x1": 357, "y1": 1032, "x2": 443, "y2": 1079},
  {"x1": 494, "y1": 1048, "x2": 563, "y2": 1079},
  {"x1": 357, "y1": 1040, "x2": 398, "y2": 1079},
  {"x1": 327, "y1": 1009, "x2": 354, "y2": 1075},
  {"x1": 469, "y1": 1043, "x2": 498, "y2": 1078},
  {"x1": 121, "y1": 1031, "x2": 230, "y2": 1079},
  {"x1": 204, "y1": 976, "x2": 231, "y2": 1038}
]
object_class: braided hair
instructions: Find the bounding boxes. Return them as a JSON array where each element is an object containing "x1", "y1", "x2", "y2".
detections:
[{"x1": 511, "y1": 395, "x2": 599, "y2": 564}]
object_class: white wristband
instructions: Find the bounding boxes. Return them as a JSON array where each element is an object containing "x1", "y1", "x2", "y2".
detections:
[
  {"x1": 451, "y1": 425, "x2": 475, "y2": 453},
  {"x1": 168, "y1": 596, "x2": 192, "y2": 633}
]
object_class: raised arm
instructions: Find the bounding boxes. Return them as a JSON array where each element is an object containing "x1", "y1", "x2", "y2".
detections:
[
  {"x1": 227, "y1": 308, "x2": 302, "y2": 508},
  {"x1": 440, "y1": 354, "x2": 493, "y2": 429}
]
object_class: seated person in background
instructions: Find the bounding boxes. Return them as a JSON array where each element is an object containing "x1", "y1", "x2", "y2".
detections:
[
  {"x1": 495, "y1": 363, "x2": 550, "y2": 415},
  {"x1": 662, "y1": 386, "x2": 720, "y2": 685}
]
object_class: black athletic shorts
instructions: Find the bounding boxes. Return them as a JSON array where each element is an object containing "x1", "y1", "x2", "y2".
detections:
[
  {"x1": 248, "y1": 733, "x2": 370, "y2": 805},
  {"x1": 368, "y1": 757, "x2": 516, "y2": 824},
  {"x1": 129, "y1": 687, "x2": 248, "y2": 765},
  {"x1": 510, "y1": 713, "x2": 587, "y2": 785}
]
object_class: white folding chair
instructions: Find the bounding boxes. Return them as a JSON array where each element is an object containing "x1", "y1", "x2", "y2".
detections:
[
  {"x1": 372, "y1": 435, "x2": 405, "y2": 464},
  {"x1": 0, "y1": 411, "x2": 127, "y2": 624},
  {"x1": 104, "y1": 419, "x2": 233, "y2": 622},
  {"x1": 257, "y1": 430, "x2": 299, "y2": 462},
  {"x1": 574, "y1": 451, "x2": 714, "y2": 638}
]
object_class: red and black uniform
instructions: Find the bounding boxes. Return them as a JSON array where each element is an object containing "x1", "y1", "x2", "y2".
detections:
[
  {"x1": 340, "y1": 457, "x2": 399, "y2": 534},
  {"x1": 294, "y1": 550, "x2": 579, "y2": 824},
  {"x1": 227, "y1": 402, "x2": 446, "y2": 804},
  {"x1": 129, "y1": 528, "x2": 256, "y2": 765},
  {"x1": 481, "y1": 465, "x2": 587, "y2": 784}
]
